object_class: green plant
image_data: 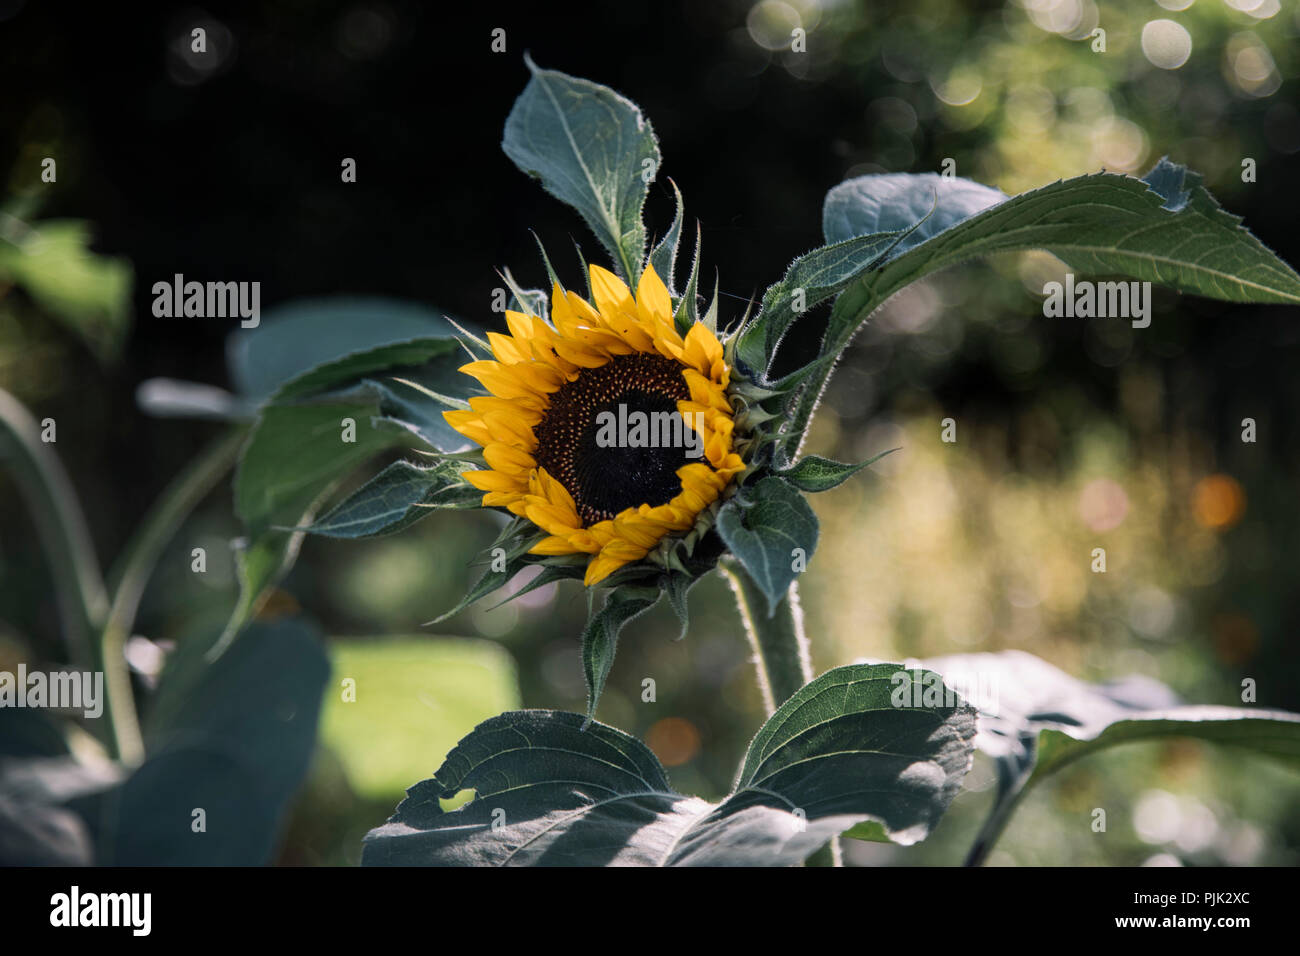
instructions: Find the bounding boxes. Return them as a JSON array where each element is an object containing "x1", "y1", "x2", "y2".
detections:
[{"x1": 11, "y1": 57, "x2": 1300, "y2": 867}]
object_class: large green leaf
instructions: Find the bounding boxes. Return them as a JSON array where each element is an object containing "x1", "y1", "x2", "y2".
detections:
[
  {"x1": 822, "y1": 172, "x2": 1006, "y2": 259},
  {"x1": 97, "y1": 617, "x2": 329, "y2": 864},
  {"x1": 271, "y1": 337, "x2": 461, "y2": 403},
  {"x1": 716, "y1": 476, "x2": 819, "y2": 616},
  {"x1": 503, "y1": 55, "x2": 660, "y2": 284},
  {"x1": 221, "y1": 399, "x2": 406, "y2": 650},
  {"x1": 222, "y1": 328, "x2": 486, "y2": 644},
  {"x1": 236, "y1": 401, "x2": 402, "y2": 538},
  {"x1": 303, "y1": 458, "x2": 480, "y2": 539},
  {"x1": 780, "y1": 159, "x2": 1300, "y2": 460},
  {"x1": 362, "y1": 663, "x2": 976, "y2": 866},
  {"x1": 227, "y1": 297, "x2": 463, "y2": 402},
  {"x1": 359, "y1": 358, "x2": 484, "y2": 453},
  {"x1": 823, "y1": 159, "x2": 1300, "y2": 309},
  {"x1": 917, "y1": 650, "x2": 1300, "y2": 864}
]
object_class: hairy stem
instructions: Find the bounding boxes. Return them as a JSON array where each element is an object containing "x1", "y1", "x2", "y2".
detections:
[
  {"x1": 101, "y1": 426, "x2": 248, "y2": 764},
  {"x1": 722, "y1": 560, "x2": 811, "y2": 711},
  {"x1": 964, "y1": 771, "x2": 1033, "y2": 867},
  {"x1": 0, "y1": 388, "x2": 112, "y2": 744},
  {"x1": 721, "y1": 559, "x2": 841, "y2": 866}
]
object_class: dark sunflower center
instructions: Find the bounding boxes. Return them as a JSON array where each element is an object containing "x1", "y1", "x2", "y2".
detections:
[{"x1": 534, "y1": 353, "x2": 692, "y2": 525}]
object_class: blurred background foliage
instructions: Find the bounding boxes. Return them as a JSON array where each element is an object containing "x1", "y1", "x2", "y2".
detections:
[{"x1": 1, "y1": 0, "x2": 1297, "y2": 865}]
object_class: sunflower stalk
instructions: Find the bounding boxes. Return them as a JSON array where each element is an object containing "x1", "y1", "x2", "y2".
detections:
[{"x1": 721, "y1": 558, "x2": 842, "y2": 867}]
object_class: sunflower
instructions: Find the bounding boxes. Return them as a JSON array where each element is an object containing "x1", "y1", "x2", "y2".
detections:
[{"x1": 443, "y1": 263, "x2": 745, "y2": 586}]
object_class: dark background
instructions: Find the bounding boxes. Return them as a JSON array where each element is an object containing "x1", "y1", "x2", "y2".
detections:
[{"x1": 3, "y1": 0, "x2": 1298, "y2": 865}]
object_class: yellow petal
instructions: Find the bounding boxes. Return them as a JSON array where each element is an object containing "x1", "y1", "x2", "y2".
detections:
[
  {"x1": 468, "y1": 395, "x2": 543, "y2": 425},
  {"x1": 525, "y1": 498, "x2": 583, "y2": 536},
  {"x1": 459, "y1": 361, "x2": 543, "y2": 404},
  {"x1": 584, "y1": 541, "x2": 648, "y2": 585},
  {"x1": 482, "y1": 410, "x2": 537, "y2": 450},
  {"x1": 530, "y1": 534, "x2": 585, "y2": 556},
  {"x1": 464, "y1": 469, "x2": 527, "y2": 493},
  {"x1": 611, "y1": 515, "x2": 665, "y2": 550},
  {"x1": 487, "y1": 331, "x2": 527, "y2": 365},
  {"x1": 682, "y1": 323, "x2": 725, "y2": 378},
  {"x1": 635, "y1": 262, "x2": 674, "y2": 325},
  {"x1": 482, "y1": 443, "x2": 536, "y2": 475},
  {"x1": 589, "y1": 265, "x2": 636, "y2": 319},
  {"x1": 682, "y1": 369, "x2": 732, "y2": 412},
  {"x1": 441, "y1": 409, "x2": 492, "y2": 447},
  {"x1": 504, "y1": 310, "x2": 539, "y2": 342},
  {"x1": 554, "y1": 341, "x2": 609, "y2": 368}
]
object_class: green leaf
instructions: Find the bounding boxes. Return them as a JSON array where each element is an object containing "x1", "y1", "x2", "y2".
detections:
[
  {"x1": 581, "y1": 585, "x2": 661, "y2": 720},
  {"x1": 101, "y1": 617, "x2": 329, "y2": 864},
  {"x1": 236, "y1": 401, "x2": 402, "y2": 539},
  {"x1": 362, "y1": 358, "x2": 484, "y2": 453},
  {"x1": 648, "y1": 179, "x2": 684, "y2": 293},
  {"x1": 822, "y1": 172, "x2": 1006, "y2": 259},
  {"x1": 428, "y1": 553, "x2": 529, "y2": 625},
  {"x1": 361, "y1": 663, "x2": 976, "y2": 866},
  {"x1": 822, "y1": 159, "x2": 1300, "y2": 363},
  {"x1": 221, "y1": 399, "x2": 407, "y2": 651},
  {"x1": 672, "y1": 224, "x2": 702, "y2": 335},
  {"x1": 135, "y1": 378, "x2": 252, "y2": 421},
  {"x1": 776, "y1": 448, "x2": 899, "y2": 493},
  {"x1": 1035, "y1": 707, "x2": 1300, "y2": 780},
  {"x1": 226, "y1": 297, "x2": 463, "y2": 402},
  {"x1": 734, "y1": 230, "x2": 908, "y2": 377},
  {"x1": 0, "y1": 219, "x2": 132, "y2": 361},
  {"x1": 716, "y1": 476, "x2": 818, "y2": 616},
  {"x1": 503, "y1": 55, "x2": 660, "y2": 285},
  {"x1": 917, "y1": 650, "x2": 1300, "y2": 864},
  {"x1": 781, "y1": 158, "x2": 1300, "y2": 462},
  {"x1": 662, "y1": 571, "x2": 700, "y2": 640},
  {"x1": 735, "y1": 664, "x2": 977, "y2": 848},
  {"x1": 303, "y1": 459, "x2": 480, "y2": 539},
  {"x1": 271, "y1": 337, "x2": 460, "y2": 403},
  {"x1": 222, "y1": 333, "x2": 485, "y2": 642}
]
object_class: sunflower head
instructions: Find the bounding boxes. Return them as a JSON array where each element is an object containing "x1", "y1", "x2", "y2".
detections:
[{"x1": 444, "y1": 263, "x2": 750, "y2": 586}]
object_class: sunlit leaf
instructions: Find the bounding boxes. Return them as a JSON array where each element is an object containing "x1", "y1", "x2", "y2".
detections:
[
  {"x1": 503, "y1": 54, "x2": 660, "y2": 284},
  {"x1": 362, "y1": 664, "x2": 975, "y2": 866},
  {"x1": 776, "y1": 448, "x2": 898, "y2": 493},
  {"x1": 304, "y1": 459, "x2": 480, "y2": 539},
  {"x1": 917, "y1": 650, "x2": 1300, "y2": 864},
  {"x1": 716, "y1": 477, "x2": 818, "y2": 616}
]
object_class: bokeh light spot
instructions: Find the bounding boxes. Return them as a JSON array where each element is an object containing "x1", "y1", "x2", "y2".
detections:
[
  {"x1": 1141, "y1": 19, "x2": 1193, "y2": 71},
  {"x1": 645, "y1": 717, "x2": 702, "y2": 767},
  {"x1": 1192, "y1": 474, "x2": 1245, "y2": 530}
]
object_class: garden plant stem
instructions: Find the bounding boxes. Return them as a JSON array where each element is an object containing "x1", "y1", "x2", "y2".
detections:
[{"x1": 722, "y1": 558, "x2": 843, "y2": 866}]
